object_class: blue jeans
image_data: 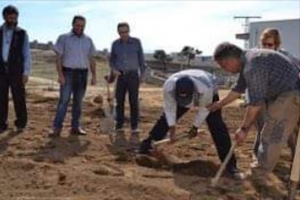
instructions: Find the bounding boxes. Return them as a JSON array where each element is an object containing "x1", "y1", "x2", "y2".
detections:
[{"x1": 53, "y1": 69, "x2": 87, "y2": 129}]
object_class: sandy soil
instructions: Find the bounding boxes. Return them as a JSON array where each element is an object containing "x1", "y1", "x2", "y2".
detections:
[{"x1": 0, "y1": 77, "x2": 298, "y2": 200}]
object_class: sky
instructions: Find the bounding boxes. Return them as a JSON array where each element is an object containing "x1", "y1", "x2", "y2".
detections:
[{"x1": 0, "y1": 0, "x2": 299, "y2": 55}]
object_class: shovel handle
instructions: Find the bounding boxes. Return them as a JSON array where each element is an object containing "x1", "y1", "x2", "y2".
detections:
[
  {"x1": 211, "y1": 141, "x2": 236, "y2": 187},
  {"x1": 153, "y1": 134, "x2": 189, "y2": 147},
  {"x1": 290, "y1": 128, "x2": 300, "y2": 182}
]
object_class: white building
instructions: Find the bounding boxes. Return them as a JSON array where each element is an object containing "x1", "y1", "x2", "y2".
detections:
[{"x1": 237, "y1": 19, "x2": 300, "y2": 59}]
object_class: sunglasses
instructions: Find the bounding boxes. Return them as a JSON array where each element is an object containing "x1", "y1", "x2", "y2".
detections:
[{"x1": 262, "y1": 43, "x2": 275, "y2": 47}]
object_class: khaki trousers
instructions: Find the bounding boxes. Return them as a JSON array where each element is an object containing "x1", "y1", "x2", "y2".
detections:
[{"x1": 252, "y1": 91, "x2": 300, "y2": 180}]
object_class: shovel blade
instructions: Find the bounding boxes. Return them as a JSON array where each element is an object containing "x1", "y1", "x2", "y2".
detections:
[
  {"x1": 100, "y1": 108, "x2": 114, "y2": 134},
  {"x1": 100, "y1": 117, "x2": 114, "y2": 134}
]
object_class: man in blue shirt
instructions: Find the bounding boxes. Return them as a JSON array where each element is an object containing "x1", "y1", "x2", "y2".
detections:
[
  {"x1": 0, "y1": 5, "x2": 31, "y2": 133},
  {"x1": 108, "y1": 22, "x2": 146, "y2": 150}
]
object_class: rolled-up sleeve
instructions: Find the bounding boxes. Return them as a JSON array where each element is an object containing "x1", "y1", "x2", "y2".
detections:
[
  {"x1": 193, "y1": 108, "x2": 210, "y2": 128},
  {"x1": 193, "y1": 89, "x2": 212, "y2": 127},
  {"x1": 247, "y1": 67, "x2": 268, "y2": 105},
  {"x1": 23, "y1": 32, "x2": 31, "y2": 76},
  {"x1": 54, "y1": 35, "x2": 65, "y2": 56},
  {"x1": 231, "y1": 73, "x2": 247, "y2": 94}
]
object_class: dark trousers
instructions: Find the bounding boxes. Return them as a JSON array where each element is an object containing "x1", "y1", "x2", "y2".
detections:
[
  {"x1": 115, "y1": 71, "x2": 140, "y2": 130},
  {"x1": 0, "y1": 74, "x2": 27, "y2": 129},
  {"x1": 140, "y1": 94, "x2": 237, "y2": 171}
]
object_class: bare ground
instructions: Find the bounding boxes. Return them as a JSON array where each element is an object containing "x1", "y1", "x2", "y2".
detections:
[{"x1": 0, "y1": 77, "x2": 298, "y2": 200}]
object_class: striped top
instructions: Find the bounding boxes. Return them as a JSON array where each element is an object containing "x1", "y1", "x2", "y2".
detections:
[{"x1": 232, "y1": 49, "x2": 299, "y2": 105}]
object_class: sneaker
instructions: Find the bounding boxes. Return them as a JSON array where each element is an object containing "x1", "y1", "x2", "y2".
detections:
[
  {"x1": 127, "y1": 133, "x2": 140, "y2": 152},
  {"x1": 49, "y1": 128, "x2": 61, "y2": 138},
  {"x1": 225, "y1": 168, "x2": 245, "y2": 180}
]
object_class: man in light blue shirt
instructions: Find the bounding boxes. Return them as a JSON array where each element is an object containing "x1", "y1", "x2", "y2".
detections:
[
  {"x1": 0, "y1": 5, "x2": 31, "y2": 133},
  {"x1": 50, "y1": 15, "x2": 97, "y2": 137}
]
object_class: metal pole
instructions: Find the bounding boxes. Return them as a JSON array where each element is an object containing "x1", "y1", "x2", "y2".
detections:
[{"x1": 234, "y1": 16, "x2": 262, "y2": 49}]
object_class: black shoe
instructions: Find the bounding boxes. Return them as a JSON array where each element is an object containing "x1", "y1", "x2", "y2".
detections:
[
  {"x1": 70, "y1": 127, "x2": 87, "y2": 136},
  {"x1": 0, "y1": 127, "x2": 8, "y2": 134},
  {"x1": 15, "y1": 127, "x2": 24, "y2": 134},
  {"x1": 114, "y1": 127, "x2": 125, "y2": 134},
  {"x1": 225, "y1": 168, "x2": 245, "y2": 180},
  {"x1": 15, "y1": 127, "x2": 25, "y2": 134},
  {"x1": 114, "y1": 124, "x2": 124, "y2": 131},
  {"x1": 139, "y1": 138, "x2": 153, "y2": 155},
  {"x1": 49, "y1": 128, "x2": 61, "y2": 138}
]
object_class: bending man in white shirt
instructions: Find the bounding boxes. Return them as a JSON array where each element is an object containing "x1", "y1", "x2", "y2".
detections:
[{"x1": 139, "y1": 69, "x2": 241, "y2": 178}]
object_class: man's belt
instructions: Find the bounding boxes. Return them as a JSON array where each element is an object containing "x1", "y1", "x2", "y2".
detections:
[{"x1": 62, "y1": 67, "x2": 88, "y2": 72}]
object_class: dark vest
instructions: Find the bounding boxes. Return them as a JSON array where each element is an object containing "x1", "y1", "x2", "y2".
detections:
[{"x1": 0, "y1": 26, "x2": 25, "y2": 74}]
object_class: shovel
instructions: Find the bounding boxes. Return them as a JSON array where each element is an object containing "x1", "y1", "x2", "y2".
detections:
[
  {"x1": 153, "y1": 134, "x2": 190, "y2": 149},
  {"x1": 150, "y1": 132, "x2": 198, "y2": 162},
  {"x1": 100, "y1": 81, "x2": 115, "y2": 134},
  {"x1": 211, "y1": 141, "x2": 236, "y2": 187},
  {"x1": 152, "y1": 129, "x2": 202, "y2": 150}
]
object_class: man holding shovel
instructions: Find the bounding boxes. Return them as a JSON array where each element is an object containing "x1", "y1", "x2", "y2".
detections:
[
  {"x1": 139, "y1": 69, "x2": 243, "y2": 179},
  {"x1": 108, "y1": 22, "x2": 146, "y2": 150},
  {"x1": 210, "y1": 42, "x2": 300, "y2": 197}
]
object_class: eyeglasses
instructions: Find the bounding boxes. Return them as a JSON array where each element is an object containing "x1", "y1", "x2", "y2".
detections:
[
  {"x1": 118, "y1": 31, "x2": 129, "y2": 34},
  {"x1": 262, "y1": 43, "x2": 275, "y2": 47},
  {"x1": 178, "y1": 93, "x2": 188, "y2": 97}
]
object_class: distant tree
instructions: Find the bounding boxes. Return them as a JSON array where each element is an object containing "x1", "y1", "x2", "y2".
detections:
[
  {"x1": 153, "y1": 50, "x2": 173, "y2": 71},
  {"x1": 180, "y1": 46, "x2": 202, "y2": 70}
]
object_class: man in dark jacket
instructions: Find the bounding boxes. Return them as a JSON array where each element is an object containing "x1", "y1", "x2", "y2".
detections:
[{"x1": 0, "y1": 5, "x2": 31, "y2": 133}]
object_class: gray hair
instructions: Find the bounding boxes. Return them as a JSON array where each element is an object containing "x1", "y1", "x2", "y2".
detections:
[{"x1": 213, "y1": 42, "x2": 243, "y2": 61}]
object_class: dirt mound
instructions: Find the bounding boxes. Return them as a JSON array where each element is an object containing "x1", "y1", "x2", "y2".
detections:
[
  {"x1": 135, "y1": 154, "x2": 164, "y2": 169},
  {"x1": 173, "y1": 159, "x2": 218, "y2": 177}
]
